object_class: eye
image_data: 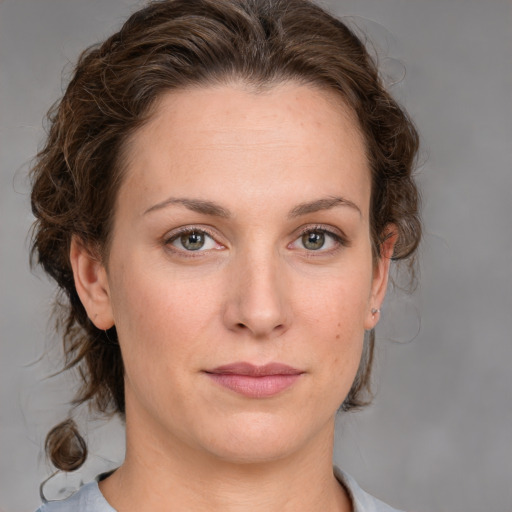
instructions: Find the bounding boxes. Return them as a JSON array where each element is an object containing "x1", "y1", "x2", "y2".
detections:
[
  {"x1": 289, "y1": 227, "x2": 345, "y2": 252},
  {"x1": 302, "y1": 231, "x2": 326, "y2": 250},
  {"x1": 167, "y1": 229, "x2": 220, "y2": 252}
]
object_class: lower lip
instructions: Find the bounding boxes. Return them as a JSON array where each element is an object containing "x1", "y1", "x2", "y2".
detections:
[{"x1": 206, "y1": 373, "x2": 302, "y2": 398}]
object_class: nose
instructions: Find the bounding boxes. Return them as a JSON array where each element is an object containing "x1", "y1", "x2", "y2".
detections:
[{"x1": 223, "y1": 250, "x2": 291, "y2": 339}]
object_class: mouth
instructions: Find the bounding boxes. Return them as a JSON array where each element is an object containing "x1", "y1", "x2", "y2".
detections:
[{"x1": 204, "y1": 362, "x2": 305, "y2": 398}]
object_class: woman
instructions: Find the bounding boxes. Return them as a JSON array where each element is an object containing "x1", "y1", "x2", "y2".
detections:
[{"x1": 30, "y1": 0, "x2": 420, "y2": 510}]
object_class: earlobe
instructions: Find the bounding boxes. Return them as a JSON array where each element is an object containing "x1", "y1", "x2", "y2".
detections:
[
  {"x1": 364, "y1": 226, "x2": 397, "y2": 331},
  {"x1": 69, "y1": 236, "x2": 114, "y2": 330}
]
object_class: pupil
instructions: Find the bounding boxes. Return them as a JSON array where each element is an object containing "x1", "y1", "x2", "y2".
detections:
[
  {"x1": 303, "y1": 231, "x2": 324, "y2": 250},
  {"x1": 181, "y1": 232, "x2": 204, "y2": 250}
]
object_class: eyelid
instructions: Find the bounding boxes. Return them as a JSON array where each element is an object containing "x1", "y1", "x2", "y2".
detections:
[
  {"x1": 163, "y1": 225, "x2": 225, "y2": 253},
  {"x1": 161, "y1": 223, "x2": 349, "y2": 256},
  {"x1": 297, "y1": 224, "x2": 348, "y2": 241},
  {"x1": 290, "y1": 224, "x2": 350, "y2": 251}
]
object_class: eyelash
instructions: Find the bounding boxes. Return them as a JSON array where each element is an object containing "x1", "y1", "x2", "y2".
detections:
[
  {"x1": 163, "y1": 226, "x2": 223, "y2": 257},
  {"x1": 162, "y1": 224, "x2": 349, "y2": 257},
  {"x1": 292, "y1": 225, "x2": 349, "y2": 253}
]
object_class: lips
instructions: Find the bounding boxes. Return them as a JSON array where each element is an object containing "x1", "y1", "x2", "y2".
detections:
[{"x1": 204, "y1": 362, "x2": 304, "y2": 398}]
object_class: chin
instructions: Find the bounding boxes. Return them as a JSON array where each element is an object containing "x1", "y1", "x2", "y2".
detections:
[
  {"x1": 195, "y1": 411, "x2": 328, "y2": 465},
  {"x1": 205, "y1": 437, "x2": 300, "y2": 465}
]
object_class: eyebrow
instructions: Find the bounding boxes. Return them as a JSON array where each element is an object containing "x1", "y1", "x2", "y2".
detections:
[
  {"x1": 288, "y1": 196, "x2": 362, "y2": 218},
  {"x1": 143, "y1": 194, "x2": 361, "y2": 218},
  {"x1": 143, "y1": 197, "x2": 231, "y2": 217}
]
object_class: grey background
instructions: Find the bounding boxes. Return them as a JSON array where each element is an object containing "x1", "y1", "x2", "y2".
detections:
[{"x1": 1, "y1": 0, "x2": 511, "y2": 511}]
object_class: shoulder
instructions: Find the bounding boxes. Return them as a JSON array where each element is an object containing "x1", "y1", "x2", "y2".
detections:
[
  {"x1": 36, "y1": 468, "x2": 402, "y2": 512},
  {"x1": 35, "y1": 480, "x2": 116, "y2": 512},
  {"x1": 335, "y1": 467, "x2": 405, "y2": 512}
]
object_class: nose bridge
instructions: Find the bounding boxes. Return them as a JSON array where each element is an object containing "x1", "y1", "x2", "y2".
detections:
[{"x1": 224, "y1": 238, "x2": 290, "y2": 338}]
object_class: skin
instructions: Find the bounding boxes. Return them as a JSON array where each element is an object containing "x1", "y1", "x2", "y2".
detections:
[{"x1": 71, "y1": 82, "x2": 395, "y2": 512}]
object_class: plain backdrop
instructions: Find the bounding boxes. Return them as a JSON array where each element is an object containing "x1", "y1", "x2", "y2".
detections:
[{"x1": 1, "y1": 1, "x2": 511, "y2": 511}]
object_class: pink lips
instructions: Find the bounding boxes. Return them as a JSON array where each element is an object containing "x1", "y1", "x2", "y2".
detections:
[{"x1": 205, "y1": 362, "x2": 304, "y2": 398}]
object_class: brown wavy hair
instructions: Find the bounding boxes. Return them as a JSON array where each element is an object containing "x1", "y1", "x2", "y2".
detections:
[{"x1": 30, "y1": 0, "x2": 421, "y2": 472}]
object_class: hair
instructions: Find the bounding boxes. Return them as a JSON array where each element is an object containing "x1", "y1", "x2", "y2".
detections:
[{"x1": 30, "y1": 0, "x2": 420, "y2": 472}]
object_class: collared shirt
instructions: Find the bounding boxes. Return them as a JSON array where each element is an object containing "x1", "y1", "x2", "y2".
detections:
[{"x1": 36, "y1": 467, "x2": 404, "y2": 512}]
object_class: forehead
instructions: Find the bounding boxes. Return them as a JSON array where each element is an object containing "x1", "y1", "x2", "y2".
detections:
[{"x1": 118, "y1": 82, "x2": 371, "y2": 217}]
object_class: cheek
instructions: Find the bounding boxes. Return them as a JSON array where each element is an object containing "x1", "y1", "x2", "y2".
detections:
[
  {"x1": 293, "y1": 263, "x2": 371, "y2": 383},
  {"x1": 108, "y1": 261, "x2": 220, "y2": 376},
  {"x1": 297, "y1": 265, "x2": 372, "y2": 330}
]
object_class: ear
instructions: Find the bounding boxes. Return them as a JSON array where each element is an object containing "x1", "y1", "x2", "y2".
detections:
[
  {"x1": 364, "y1": 225, "x2": 397, "y2": 331},
  {"x1": 69, "y1": 236, "x2": 115, "y2": 330}
]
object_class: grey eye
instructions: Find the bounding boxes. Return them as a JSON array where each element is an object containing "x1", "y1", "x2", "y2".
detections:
[
  {"x1": 180, "y1": 231, "x2": 206, "y2": 250},
  {"x1": 302, "y1": 231, "x2": 325, "y2": 250},
  {"x1": 167, "y1": 229, "x2": 221, "y2": 253}
]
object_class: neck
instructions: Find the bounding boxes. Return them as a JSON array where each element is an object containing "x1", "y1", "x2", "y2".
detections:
[{"x1": 100, "y1": 410, "x2": 351, "y2": 512}]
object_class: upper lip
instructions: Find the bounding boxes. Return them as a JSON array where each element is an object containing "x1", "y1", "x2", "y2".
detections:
[{"x1": 206, "y1": 362, "x2": 304, "y2": 376}]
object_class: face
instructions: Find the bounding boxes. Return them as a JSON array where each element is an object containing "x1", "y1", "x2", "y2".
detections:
[{"x1": 72, "y1": 83, "x2": 393, "y2": 465}]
